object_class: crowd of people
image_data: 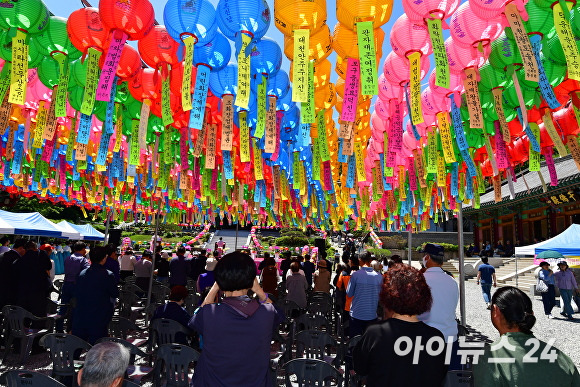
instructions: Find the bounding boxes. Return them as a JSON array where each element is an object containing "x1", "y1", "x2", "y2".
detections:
[{"x1": 0, "y1": 235, "x2": 579, "y2": 386}]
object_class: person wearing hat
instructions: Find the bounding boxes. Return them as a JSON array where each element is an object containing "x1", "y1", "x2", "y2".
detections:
[
  {"x1": 477, "y1": 256, "x2": 497, "y2": 309},
  {"x1": 152, "y1": 285, "x2": 193, "y2": 345},
  {"x1": 313, "y1": 259, "x2": 331, "y2": 294},
  {"x1": 418, "y1": 243, "x2": 460, "y2": 370},
  {"x1": 134, "y1": 250, "x2": 153, "y2": 294},
  {"x1": 554, "y1": 261, "x2": 579, "y2": 320},
  {"x1": 538, "y1": 261, "x2": 556, "y2": 319},
  {"x1": 197, "y1": 258, "x2": 217, "y2": 294}
]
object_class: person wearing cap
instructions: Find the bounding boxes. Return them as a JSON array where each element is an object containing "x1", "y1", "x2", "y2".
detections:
[
  {"x1": 538, "y1": 261, "x2": 556, "y2": 319},
  {"x1": 12, "y1": 241, "x2": 52, "y2": 319},
  {"x1": 152, "y1": 285, "x2": 193, "y2": 345},
  {"x1": 554, "y1": 261, "x2": 579, "y2": 320},
  {"x1": 418, "y1": 243, "x2": 460, "y2": 370},
  {"x1": 346, "y1": 251, "x2": 384, "y2": 337},
  {"x1": 134, "y1": 250, "x2": 153, "y2": 294},
  {"x1": 197, "y1": 258, "x2": 217, "y2": 294},
  {"x1": 313, "y1": 259, "x2": 331, "y2": 294},
  {"x1": 476, "y1": 256, "x2": 497, "y2": 309}
]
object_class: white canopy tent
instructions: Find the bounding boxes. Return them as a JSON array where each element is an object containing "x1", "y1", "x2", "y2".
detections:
[
  {"x1": 55, "y1": 221, "x2": 83, "y2": 240},
  {"x1": 514, "y1": 239, "x2": 550, "y2": 256}
]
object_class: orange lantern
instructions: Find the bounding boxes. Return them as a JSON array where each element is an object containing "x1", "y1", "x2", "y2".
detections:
[{"x1": 274, "y1": 0, "x2": 328, "y2": 36}]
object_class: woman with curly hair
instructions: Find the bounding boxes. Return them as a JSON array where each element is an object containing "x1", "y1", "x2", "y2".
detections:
[{"x1": 353, "y1": 264, "x2": 448, "y2": 387}]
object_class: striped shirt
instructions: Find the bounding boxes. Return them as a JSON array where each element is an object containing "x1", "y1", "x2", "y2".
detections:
[{"x1": 347, "y1": 267, "x2": 383, "y2": 321}]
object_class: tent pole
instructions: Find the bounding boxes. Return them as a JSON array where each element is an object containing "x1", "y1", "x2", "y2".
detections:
[
  {"x1": 407, "y1": 228, "x2": 412, "y2": 265},
  {"x1": 145, "y1": 197, "x2": 163, "y2": 320},
  {"x1": 235, "y1": 217, "x2": 239, "y2": 251},
  {"x1": 458, "y1": 204, "x2": 466, "y2": 327},
  {"x1": 103, "y1": 209, "x2": 111, "y2": 245}
]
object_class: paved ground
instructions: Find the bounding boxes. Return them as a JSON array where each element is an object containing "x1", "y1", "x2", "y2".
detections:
[{"x1": 208, "y1": 229, "x2": 250, "y2": 252}]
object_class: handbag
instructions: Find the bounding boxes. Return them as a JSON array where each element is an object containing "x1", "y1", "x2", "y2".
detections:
[{"x1": 536, "y1": 278, "x2": 548, "y2": 293}]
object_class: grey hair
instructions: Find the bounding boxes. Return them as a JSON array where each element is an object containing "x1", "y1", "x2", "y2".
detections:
[{"x1": 80, "y1": 342, "x2": 130, "y2": 387}]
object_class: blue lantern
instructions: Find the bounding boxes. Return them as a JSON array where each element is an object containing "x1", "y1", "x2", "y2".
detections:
[
  {"x1": 266, "y1": 70, "x2": 290, "y2": 99},
  {"x1": 194, "y1": 32, "x2": 231, "y2": 71},
  {"x1": 164, "y1": 0, "x2": 218, "y2": 45},
  {"x1": 209, "y1": 63, "x2": 238, "y2": 98},
  {"x1": 249, "y1": 37, "x2": 282, "y2": 77},
  {"x1": 216, "y1": 0, "x2": 271, "y2": 41}
]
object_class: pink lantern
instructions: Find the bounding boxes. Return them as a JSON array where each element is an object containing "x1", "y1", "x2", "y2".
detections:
[
  {"x1": 383, "y1": 51, "x2": 430, "y2": 87},
  {"x1": 375, "y1": 98, "x2": 390, "y2": 119},
  {"x1": 371, "y1": 111, "x2": 388, "y2": 133},
  {"x1": 378, "y1": 74, "x2": 402, "y2": 101},
  {"x1": 421, "y1": 86, "x2": 447, "y2": 116},
  {"x1": 390, "y1": 14, "x2": 433, "y2": 59},
  {"x1": 469, "y1": 0, "x2": 528, "y2": 23},
  {"x1": 402, "y1": 0, "x2": 460, "y2": 23},
  {"x1": 449, "y1": 2, "x2": 503, "y2": 57},
  {"x1": 428, "y1": 68, "x2": 463, "y2": 96},
  {"x1": 403, "y1": 128, "x2": 419, "y2": 151},
  {"x1": 445, "y1": 37, "x2": 487, "y2": 74}
]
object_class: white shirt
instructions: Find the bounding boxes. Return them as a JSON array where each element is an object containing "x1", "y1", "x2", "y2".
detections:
[
  {"x1": 417, "y1": 266, "x2": 459, "y2": 342},
  {"x1": 286, "y1": 268, "x2": 305, "y2": 279},
  {"x1": 119, "y1": 254, "x2": 137, "y2": 271}
]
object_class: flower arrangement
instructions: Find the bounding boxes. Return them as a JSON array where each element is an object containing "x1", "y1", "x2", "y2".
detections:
[
  {"x1": 369, "y1": 229, "x2": 383, "y2": 248},
  {"x1": 186, "y1": 223, "x2": 211, "y2": 245},
  {"x1": 250, "y1": 226, "x2": 264, "y2": 250}
]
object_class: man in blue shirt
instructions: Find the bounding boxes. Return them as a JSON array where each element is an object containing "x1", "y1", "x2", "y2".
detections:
[
  {"x1": 346, "y1": 252, "x2": 383, "y2": 337},
  {"x1": 477, "y1": 257, "x2": 497, "y2": 309}
]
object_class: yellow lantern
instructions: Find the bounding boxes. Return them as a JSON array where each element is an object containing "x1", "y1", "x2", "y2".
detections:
[
  {"x1": 336, "y1": 0, "x2": 394, "y2": 30},
  {"x1": 274, "y1": 0, "x2": 328, "y2": 36}
]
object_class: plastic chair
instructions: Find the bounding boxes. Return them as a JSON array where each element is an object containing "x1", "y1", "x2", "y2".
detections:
[
  {"x1": 149, "y1": 318, "x2": 194, "y2": 351},
  {"x1": 153, "y1": 343, "x2": 200, "y2": 387},
  {"x1": 295, "y1": 313, "x2": 331, "y2": 332},
  {"x1": 151, "y1": 284, "x2": 171, "y2": 303},
  {"x1": 183, "y1": 293, "x2": 201, "y2": 315},
  {"x1": 282, "y1": 358, "x2": 343, "y2": 386},
  {"x1": 108, "y1": 316, "x2": 142, "y2": 340},
  {"x1": 343, "y1": 335, "x2": 362, "y2": 387},
  {"x1": 294, "y1": 330, "x2": 340, "y2": 366},
  {"x1": 1, "y1": 305, "x2": 53, "y2": 365},
  {"x1": 307, "y1": 300, "x2": 333, "y2": 317},
  {"x1": 122, "y1": 283, "x2": 146, "y2": 297},
  {"x1": 118, "y1": 290, "x2": 145, "y2": 320},
  {"x1": 0, "y1": 369, "x2": 66, "y2": 387},
  {"x1": 39, "y1": 333, "x2": 92, "y2": 384},
  {"x1": 97, "y1": 337, "x2": 154, "y2": 384}
]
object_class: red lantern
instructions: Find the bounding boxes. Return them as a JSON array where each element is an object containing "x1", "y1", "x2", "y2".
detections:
[
  {"x1": 99, "y1": 0, "x2": 155, "y2": 41},
  {"x1": 138, "y1": 25, "x2": 179, "y2": 70},
  {"x1": 170, "y1": 62, "x2": 197, "y2": 96},
  {"x1": 128, "y1": 68, "x2": 161, "y2": 102},
  {"x1": 67, "y1": 7, "x2": 108, "y2": 53}
]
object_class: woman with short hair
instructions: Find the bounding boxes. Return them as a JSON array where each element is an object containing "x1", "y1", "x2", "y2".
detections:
[{"x1": 189, "y1": 252, "x2": 283, "y2": 387}]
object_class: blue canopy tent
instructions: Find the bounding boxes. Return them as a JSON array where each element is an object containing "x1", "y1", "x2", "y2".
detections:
[
  {"x1": 62, "y1": 221, "x2": 105, "y2": 241},
  {"x1": 0, "y1": 217, "x2": 14, "y2": 235},
  {"x1": 0, "y1": 210, "x2": 64, "y2": 238},
  {"x1": 535, "y1": 224, "x2": 580, "y2": 256}
]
